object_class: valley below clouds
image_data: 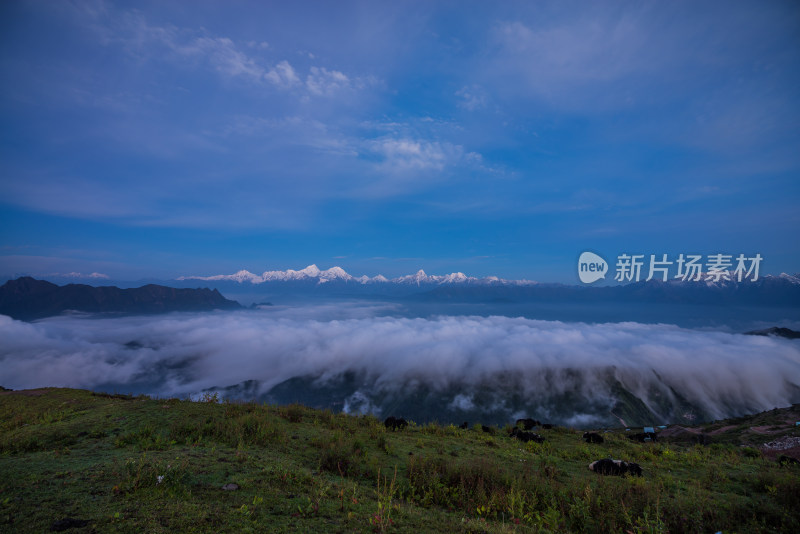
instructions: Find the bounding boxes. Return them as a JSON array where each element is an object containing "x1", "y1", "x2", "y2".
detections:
[{"x1": 2, "y1": 306, "x2": 799, "y2": 428}]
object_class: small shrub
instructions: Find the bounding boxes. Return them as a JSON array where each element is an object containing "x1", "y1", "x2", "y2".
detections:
[
  {"x1": 421, "y1": 422, "x2": 445, "y2": 436},
  {"x1": 280, "y1": 403, "x2": 305, "y2": 423},
  {"x1": 318, "y1": 435, "x2": 365, "y2": 477},
  {"x1": 375, "y1": 434, "x2": 393, "y2": 455},
  {"x1": 114, "y1": 425, "x2": 174, "y2": 450},
  {"x1": 370, "y1": 467, "x2": 398, "y2": 532},
  {"x1": 741, "y1": 447, "x2": 761, "y2": 459},
  {"x1": 116, "y1": 454, "x2": 191, "y2": 496}
]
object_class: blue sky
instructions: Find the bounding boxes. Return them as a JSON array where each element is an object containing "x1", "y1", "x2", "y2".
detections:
[{"x1": 1, "y1": 0, "x2": 798, "y2": 282}]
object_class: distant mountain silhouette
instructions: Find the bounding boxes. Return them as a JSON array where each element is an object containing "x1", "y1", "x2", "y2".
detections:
[
  {"x1": 744, "y1": 327, "x2": 800, "y2": 339},
  {"x1": 0, "y1": 277, "x2": 241, "y2": 320}
]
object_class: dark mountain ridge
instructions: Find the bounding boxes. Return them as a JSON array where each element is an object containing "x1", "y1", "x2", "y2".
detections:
[
  {"x1": 0, "y1": 277, "x2": 241, "y2": 320},
  {"x1": 745, "y1": 326, "x2": 800, "y2": 339}
]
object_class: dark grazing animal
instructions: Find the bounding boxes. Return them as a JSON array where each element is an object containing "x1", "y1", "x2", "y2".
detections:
[
  {"x1": 50, "y1": 518, "x2": 90, "y2": 531},
  {"x1": 459, "y1": 421, "x2": 469, "y2": 429},
  {"x1": 583, "y1": 432, "x2": 604, "y2": 444},
  {"x1": 778, "y1": 455, "x2": 800, "y2": 466},
  {"x1": 480, "y1": 424, "x2": 495, "y2": 435},
  {"x1": 626, "y1": 462, "x2": 643, "y2": 476},
  {"x1": 628, "y1": 432, "x2": 657, "y2": 443},
  {"x1": 515, "y1": 417, "x2": 539, "y2": 430},
  {"x1": 588, "y1": 459, "x2": 642, "y2": 476},
  {"x1": 509, "y1": 427, "x2": 545, "y2": 443},
  {"x1": 384, "y1": 416, "x2": 408, "y2": 431},
  {"x1": 541, "y1": 423, "x2": 553, "y2": 429}
]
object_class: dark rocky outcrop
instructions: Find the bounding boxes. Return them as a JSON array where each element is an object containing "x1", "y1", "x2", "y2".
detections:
[{"x1": 744, "y1": 327, "x2": 800, "y2": 340}]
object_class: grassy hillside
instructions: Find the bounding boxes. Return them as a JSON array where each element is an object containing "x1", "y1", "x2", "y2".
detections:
[{"x1": 1, "y1": 388, "x2": 798, "y2": 533}]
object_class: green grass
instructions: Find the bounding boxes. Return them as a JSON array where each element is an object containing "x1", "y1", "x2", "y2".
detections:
[{"x1": 0, "y1": 388, "x2": 798, "y2": 533}]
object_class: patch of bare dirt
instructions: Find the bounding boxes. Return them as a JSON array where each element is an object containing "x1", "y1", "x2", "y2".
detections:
[
  {"x1": 749, "y1": 425, "x2": 787, "y2": 435},
  {"x1": 658, "y1": 425, "x2": 702, "y2": 438},
  {"x1": 706, "y1": 425, "x2": 736, "y2": 435}
]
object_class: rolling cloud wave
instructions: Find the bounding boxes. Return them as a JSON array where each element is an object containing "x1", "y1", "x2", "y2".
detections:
[{"x1": 1, "y1": 309, "x2": 799, "y2": 424}]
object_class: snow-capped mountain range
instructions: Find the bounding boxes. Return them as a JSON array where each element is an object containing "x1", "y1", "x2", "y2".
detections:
[
  {"x1": 177, "y1": 264, "x2": 800, "y2": 288},
  {"x1": 177, "y1": 264, "x2": 538, "y2": 286},
  {"x1": 174, "y1": 266, "x2": 800, "y2": 310}
]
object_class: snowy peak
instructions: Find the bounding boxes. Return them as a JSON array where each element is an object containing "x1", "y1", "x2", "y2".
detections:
[
  {"x1": 442, "y1": 272, "x2": 469, "y2": 283},
  {"x1": 395, "y1": 269, "x2": 430, "y2": 285},
  {"x1": 390, "y1": 270, "x2": 482, "y2": 285},
  {"x1": 179, "y1": 265, "x2": 535, "y2": 286},
  {"x1": 778, "y1": 273, "x2": 800, "y2": 285},
  {"x1": 177, "y1": 269, "x2": 262, "y2": 284},
  {"x1": 321, "y1": 266, "x2": 350, "y2": 280},
  {"x1": 298, "y1": 264, "x2": 320, "y2": 277},
  {"x1": 182, "y1": 264, "x2": 358, "y2": 285}
]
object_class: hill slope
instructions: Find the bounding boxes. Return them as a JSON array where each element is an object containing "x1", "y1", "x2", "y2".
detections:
[{"x1": 1, "y1": 387, "x2": 798, "y2": 533}]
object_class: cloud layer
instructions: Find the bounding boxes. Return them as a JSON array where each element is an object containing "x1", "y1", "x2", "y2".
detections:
[{"x1": 1, "y1": 309, "x2": 798, "y2": 424}]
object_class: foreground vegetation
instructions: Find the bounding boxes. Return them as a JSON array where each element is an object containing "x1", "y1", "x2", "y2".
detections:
[{"x1": 1, "y1": 388, "x2": 798, "y2": 533}]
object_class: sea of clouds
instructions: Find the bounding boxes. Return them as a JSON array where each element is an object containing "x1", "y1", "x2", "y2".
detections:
[{"x1": 1, "y1": 305, "x2": 799, "y2": 423}]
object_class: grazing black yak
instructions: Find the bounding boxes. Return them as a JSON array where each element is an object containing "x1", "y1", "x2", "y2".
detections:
[
  {"x1": 384, "y1": 416, "x2": 408, "y2": 431},
  {"x1": 583, "y1": 432, "x2": 604, "y2": 444},
  {"x1": 480, "y1": 424, "x2": 495, "y2": 435},
  {"x1": 588, "y1": 459, "x2": 642, "y2": 476},
  {"x1": 515, "y1": 417, "x2": 539, "y2": 430},
  {"x1": 778, "y1": 455, "x2": 800, "y2": 466},
  {"x1": 459, "y1": 421, "x2": 469, "y2": 429},
  {"x1": 625, "y1": 461, "x2": 643, "y2": 476},
  {"x1": 509, "y1": 427, "x2": 545, "y2": 443}
]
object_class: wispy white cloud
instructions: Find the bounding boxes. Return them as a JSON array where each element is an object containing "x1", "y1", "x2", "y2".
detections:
[
  {"x1": 455, "y1": 84, "x2": 488, "y2": 111},
  {"x1": 356, "y1": 116, "x2": 488, "y2": 178},
  {"x1": 265, "y1": 60, "x2": 301, "y2": 88},
  {"x1": 0, "y1": 169, "x2": 152, "y2": 220},
  {"x1": 496, "y1": 17, "x2": 647, "y2": 82},
  {"x1": 306, "y1": 66, "x2": 349, "y2": 95},
  {"x1": 73, "y1": 2, "x2": 370, "y2": 99},
  {"x1": 220, "y1": 115, "x2": 357, "y2": 157},
  {"x1": 47, "y1": 272, "x2": 110, "y2": 279},
  {"x1": 191, "y1": 36, "x2": 266, "y2": 81},
  {"x1": 247, "y1": 40, "x2": 270, "y2": 50},
  {"x1": 370, "y1": 138, "x2": 457, "y2": 171},
  {"x1": 216, "y1": 115, "x2": 490, "y2": 198},
  {"x1": 488, "y1": 15, "x2": 655, "y2": 110},
  {"x1": 351, "y1": 136, "x2": 490, "y2": 198}
]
